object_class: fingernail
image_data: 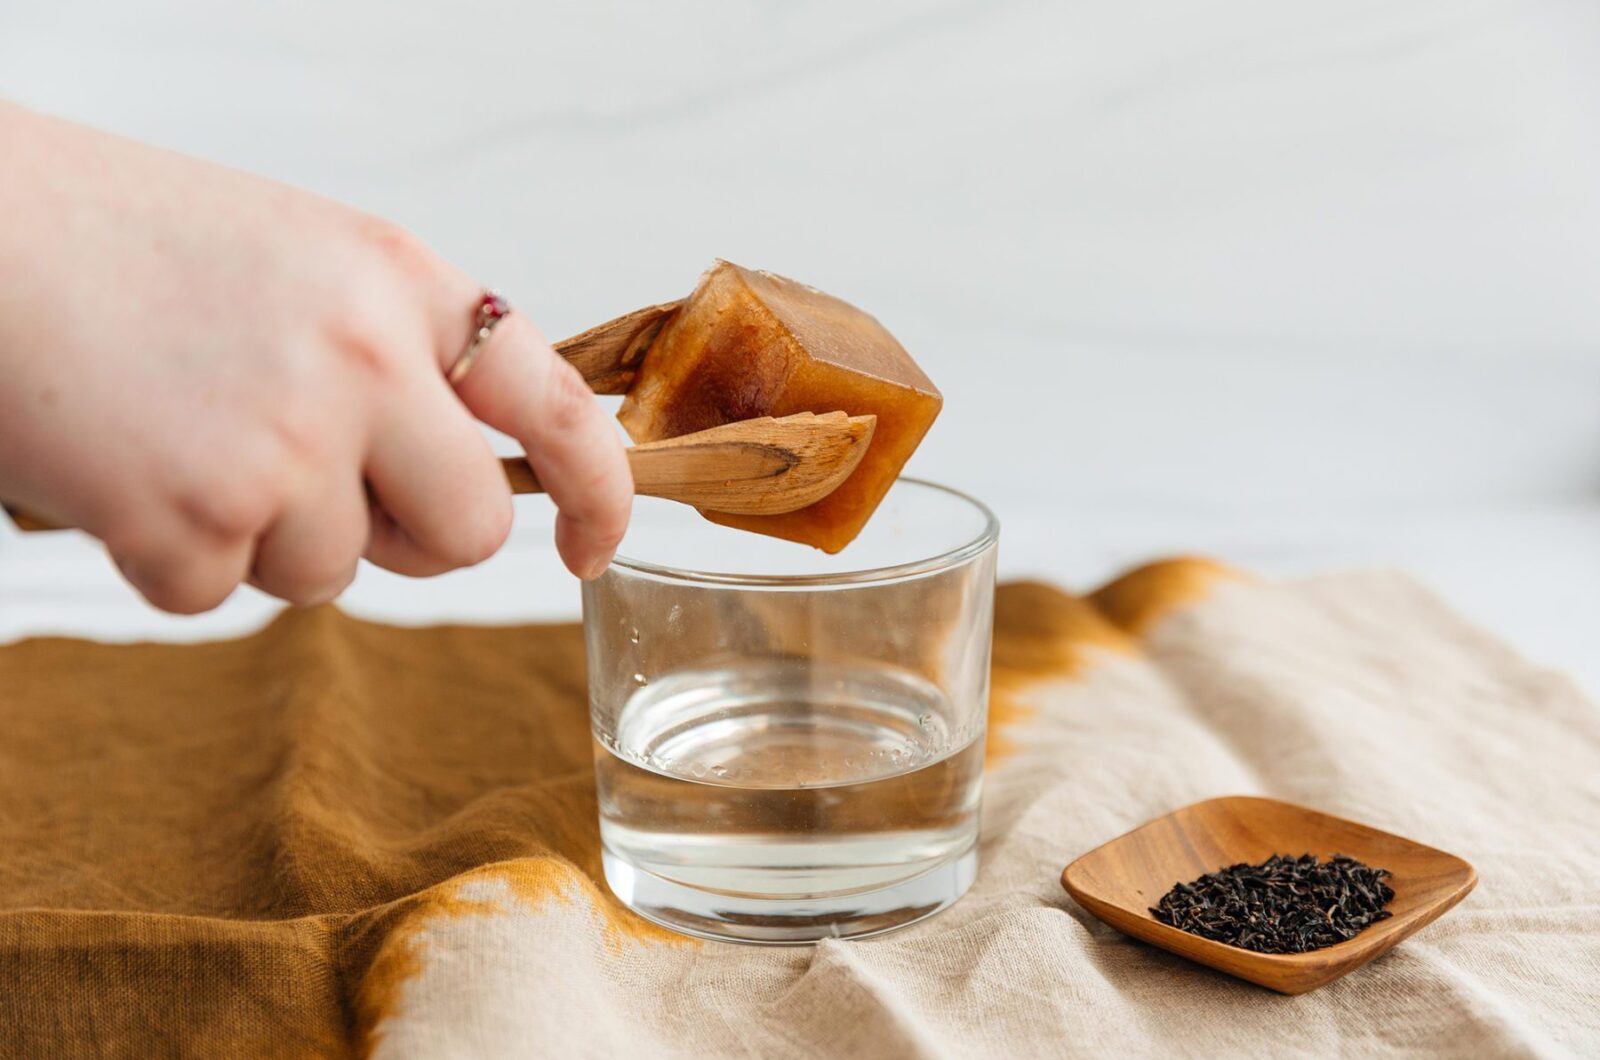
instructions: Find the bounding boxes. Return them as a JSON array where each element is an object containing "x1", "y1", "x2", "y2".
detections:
[{"x1": 581, "y1": 555, "x2": 613, "y2": 580}]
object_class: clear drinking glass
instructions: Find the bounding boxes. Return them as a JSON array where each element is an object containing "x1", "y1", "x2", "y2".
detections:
[{"x1": 583, "y1": 478, "x2": 998, "y2": 943}]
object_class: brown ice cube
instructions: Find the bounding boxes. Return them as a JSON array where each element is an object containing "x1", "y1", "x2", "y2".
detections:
[{"x1": 617, "y1": 261, "x2": 942, "y2": 553}]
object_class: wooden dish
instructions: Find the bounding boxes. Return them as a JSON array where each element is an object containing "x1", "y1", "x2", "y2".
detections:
[{"x1": 1060, "y1": 795, "x2": 1476, "y2": 994}]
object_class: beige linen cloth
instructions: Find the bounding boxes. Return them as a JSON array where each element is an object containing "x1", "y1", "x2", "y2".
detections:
[{"x1": 1, "y1": 558, "x2": 1597, "y2": 1058}]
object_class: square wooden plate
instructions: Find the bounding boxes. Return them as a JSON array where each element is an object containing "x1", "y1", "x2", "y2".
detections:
[{"x1": 1060, "y1": 795, "x2": 1476, "y2": 994}]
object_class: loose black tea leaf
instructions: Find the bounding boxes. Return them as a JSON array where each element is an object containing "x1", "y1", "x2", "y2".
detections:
[{"x1": 1150, "y1": 853, "x2": 1395, "y2": 954}]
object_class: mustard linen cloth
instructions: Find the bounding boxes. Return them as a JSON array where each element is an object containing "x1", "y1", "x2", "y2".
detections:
[{"x1": 1, "y1": 560, "x2": 1596, "y2": 1058}]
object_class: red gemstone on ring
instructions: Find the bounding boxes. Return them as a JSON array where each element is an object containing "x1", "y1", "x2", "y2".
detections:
[
  {"x1": 446, "y1": 290, "x2": 513, "y2": 385},
  {"x1": 478, "y1": 292, "x2": 510, "y2": 324}
]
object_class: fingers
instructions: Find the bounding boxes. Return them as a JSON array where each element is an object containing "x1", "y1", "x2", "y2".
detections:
[
  {"x1": 109, "y1": 528, "x2": 254, "y2": 615},
  {"x1": 248, "y1": 468, "x2": 369, "y2": 606},
  {"x1": 362, "y1": 371, "x2": 512, "y2": 578},
  {"x1": 449, "y1": 312, "x2": 632, "y2": 579}
]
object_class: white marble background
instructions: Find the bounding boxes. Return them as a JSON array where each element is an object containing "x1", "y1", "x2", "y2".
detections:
[{"x1": 2, "y1": 1, "x2": 1598, "y2": 689}]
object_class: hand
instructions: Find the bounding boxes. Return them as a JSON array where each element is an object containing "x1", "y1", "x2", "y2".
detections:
[{"x1": 0, "y1": 103, "x2": 632, "y2": 613}]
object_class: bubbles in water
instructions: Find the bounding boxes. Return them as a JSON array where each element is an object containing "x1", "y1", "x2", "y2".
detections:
[
  {"x1": 633, "y1": 672, "x2": 648, "y2": 687},
  {"x1": 628, "y1": 628, "x2": 640, "y2": 645},
  {"x1": 918, "y1": 713, "x2": 934, "y2": 729},
  {"x1": 667, "y1": 604, "x2": 683, "y2": 625}
]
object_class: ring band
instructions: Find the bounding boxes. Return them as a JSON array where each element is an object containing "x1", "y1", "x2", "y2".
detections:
[{"x1": 447, "y1": 291, "x2": 512, "y2": 385}]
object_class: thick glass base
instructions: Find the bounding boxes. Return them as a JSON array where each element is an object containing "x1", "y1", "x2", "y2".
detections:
[{"x1": 601, "y1": 842, "x2": 978, "y2": 944}]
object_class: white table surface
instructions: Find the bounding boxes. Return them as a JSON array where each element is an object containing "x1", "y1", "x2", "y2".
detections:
[{"x1": 2, "y1": 1, "x2": 1597, "y2": 693}]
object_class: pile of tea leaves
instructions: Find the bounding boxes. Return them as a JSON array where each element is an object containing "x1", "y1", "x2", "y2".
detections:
[{"x1": 1150, "y1": 853, "x2": 1395, "y2": 954}]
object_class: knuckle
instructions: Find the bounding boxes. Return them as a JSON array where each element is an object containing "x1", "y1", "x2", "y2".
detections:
[
  {"x1": 326, "y1": 283, "x2": 418, "y2": 382},
  {"x1": 341, "y1": 336, "x2": 405, "y2": 380},
  {"x1": 97, "y1": 512, "x2": 157, "y2": 560},
  {"x1": 588, "y1": 523, "x2": 626, "y2": 561},
  {"x1": 160, "y1": 585, "x2": 232, "y2": 616},
  {"x1": 119, "y1": 556, "x2": 235, "y2": 615},
  {"x1": 451, "y1": 497, "x2": 513, "y2": 567},
  {"x1": 598, "y1": 507, "x2": 630, "y2": 548},
  {"x1": 266, "y1": 399, "x2": 344, "y2": 470},
  {"x1": 583, "y1": 452, "x2": 633, "y2": 536},
  {"x1": 430, "y1": 496, "x2": 511, "y2": 570},
  {"x1": 358, "y1": 218, "x2": 440, "y2": 284},
  {"x1": 276, "y1": 564, "x2": 357, "y2": 608},
  {"x1": 176, "y1": 480, "x2": 276, "y2": 543},
  {"x1": 321, "y1": 225, "x2": 438, "y2": 381},
  {"x1": 582, "y1": 478, "x2": 631, "y2": 546},
  {"x1": 541, "y1": 361, "x2": 598, "y2": 436},
  {"x1": 256, "y1": 502, "x2": 369, "y2": 606}
]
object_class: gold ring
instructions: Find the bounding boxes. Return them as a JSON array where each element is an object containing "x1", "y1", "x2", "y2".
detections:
[{"x1": 446, "y1": 291, "x2": 512, "y2": 385}]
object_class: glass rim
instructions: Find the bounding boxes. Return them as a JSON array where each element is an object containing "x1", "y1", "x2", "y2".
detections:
[{"x1": 608, "y1": 477, "x2": 1000, "y2": 588}]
